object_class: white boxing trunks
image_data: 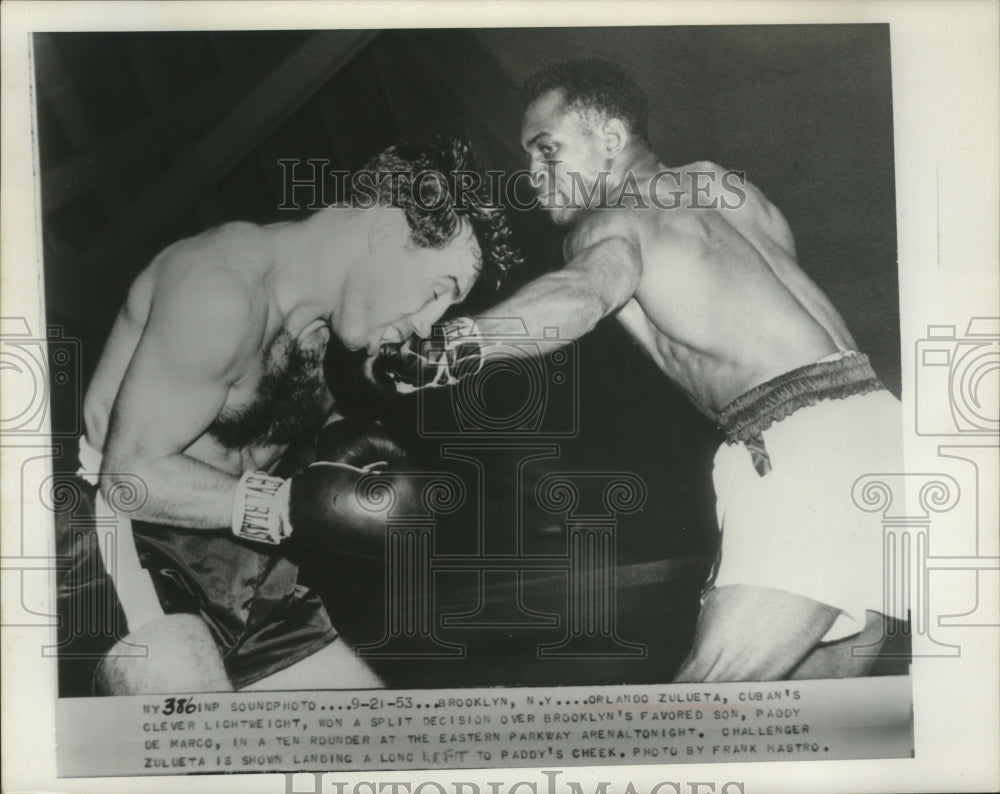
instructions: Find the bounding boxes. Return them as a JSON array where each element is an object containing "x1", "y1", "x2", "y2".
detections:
[{"x1": 709, "y1": 352, "x2": 906, "y2": 642}]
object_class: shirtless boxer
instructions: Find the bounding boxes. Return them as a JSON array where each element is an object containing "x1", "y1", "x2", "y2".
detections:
[
  {"x1": 61, "y1": 138, "x2": 520, "y2": 695},
  {"x1": 376, "y1": 60, "x2": 907, "y2": 681}
]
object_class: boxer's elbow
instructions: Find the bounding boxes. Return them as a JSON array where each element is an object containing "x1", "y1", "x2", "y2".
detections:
[
  {"x1": 98, "y1": 454, "x2": 148, "y2": 517},
  {"x1": 99, "y1": 443, "x2": 165, "y2": 519}
]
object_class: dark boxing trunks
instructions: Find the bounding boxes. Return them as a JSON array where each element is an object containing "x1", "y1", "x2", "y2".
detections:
[{"x1": 55, "y1": 473, "x2": 336, "y2": 696}]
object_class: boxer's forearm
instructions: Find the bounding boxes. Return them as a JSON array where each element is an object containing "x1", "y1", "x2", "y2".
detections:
[
  {"x1": 473, "y1": 235, "x2": 641, "y2": 354},
  {"x1": 473, "y1": 271, "x2": 612, "y2": 355},
  {"x1": 375, "y1": 237, "x2": 640, "y2": 390},
  {"x1": 100, "y1": 452, "x2": 238, "y2": 530}
]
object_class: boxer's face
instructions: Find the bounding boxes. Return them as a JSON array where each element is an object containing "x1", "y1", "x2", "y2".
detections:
[
  {"x1": 340, "y1": 216, "x2": 481, "y2": 355},
  {"x1": 522, "y1": 89, "x2": 611, "y2": 225}
]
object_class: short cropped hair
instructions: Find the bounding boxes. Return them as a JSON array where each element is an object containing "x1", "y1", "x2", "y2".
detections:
[
  {"x1": 361, "y1": 137, "x2": 522, "y2": 292},
  {"x1": 522, "y1": 58, "x2": 649, "y2": 145}
]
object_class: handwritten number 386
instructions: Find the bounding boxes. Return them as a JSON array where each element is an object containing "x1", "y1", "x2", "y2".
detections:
[{"x1": 162, "y1": 697, "x2": 197, "y2": 715}]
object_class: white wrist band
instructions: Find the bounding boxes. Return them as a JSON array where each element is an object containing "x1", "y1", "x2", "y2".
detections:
[
  {"x1": 439, "y1": 317, "x2": 484, "y2": 386},
  {"x1": 232, "y1": 471, "x2": 291, "y2": 545}
]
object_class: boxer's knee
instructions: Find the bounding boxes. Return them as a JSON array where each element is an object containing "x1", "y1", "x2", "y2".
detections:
[
  {"x1": 789, "y1": 611, "x2": 891, "y2": 680},
  {"x1": 240, "y1": 639, "x2": 382, "y2": 691},
  {"x1": 94, "y1": 613, "x2": 233, "y2": 695}
]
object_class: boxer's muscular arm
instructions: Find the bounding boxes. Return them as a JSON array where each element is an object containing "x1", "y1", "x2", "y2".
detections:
[
  {"x1": 673, "y1": 585, "x2": 841, "y2": 682},
  {"x1": 101, "y1": 267, "x2": 263, "y2": 530},
  {"x1": 474, "y1": 218, "x2": 641, "y2": 353},
  {"x1": 376, "y1": 218, "x2": 641, "y2": 390}
]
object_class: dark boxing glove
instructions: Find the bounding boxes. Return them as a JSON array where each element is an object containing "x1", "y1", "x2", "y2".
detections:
[
  {"x1": 375, "y1": 317, "x2": 484, "y2": 393},
  {"x1": 231, "y1": 422, "x2": 416, "y2": 556},
  {"x1": 314, "y1": 417, "x2": 409, "y2": 466}
]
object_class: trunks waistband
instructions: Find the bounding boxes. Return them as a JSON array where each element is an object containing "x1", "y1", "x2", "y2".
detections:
[{"x1": 716, "y1": 351, "x2": 884, "y2": 447}]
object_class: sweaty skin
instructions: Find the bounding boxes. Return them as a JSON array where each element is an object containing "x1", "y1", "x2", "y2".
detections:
[
  {"x1": 81, "y1": 205, "x2": 480, "y2": 692},
  {"x1": 484, "y1": 89, "x2": 855, "y2": 415},
  {"x1": 570, "y1": 160, "x2": 853, "y2": 415},
  {"x1": 469, "y1": 88, "x2": 877, "y2": 681},
  {"x1": 85, "y1": 207, "x2": 479, "y2": 529}
]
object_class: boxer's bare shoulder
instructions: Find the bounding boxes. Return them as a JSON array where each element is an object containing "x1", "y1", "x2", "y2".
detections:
[
  {"x1": 653, "y1": 162, "x2": 856, "y2": 355},
  {"x1": 574, "y1": 161, "x2": 849, "y2": 412},
  {"x1": 562, "y1": 207, "x2": 640, "y2": 259},
  {"x1": 118, "y1": 223, "x2": 269, "y2": 327},
  {"x1": 83, "y1": 223, "x2": 273, "y2": 448},
  {"x1": 676, "y1": 160, "x2": 798, "y2": 261},
  {"x1": 148, "y1": 222, "x2": 272, "y2": 298},
  {"x1": 559, "y1": 209, "x2": 644, "y2": 317}
]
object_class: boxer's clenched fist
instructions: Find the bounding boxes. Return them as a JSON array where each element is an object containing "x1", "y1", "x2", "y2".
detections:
[
  {"x1": 374, "y1": 317, "x2": 484, "y2": 393},
  {"x1": 231, "y1": 421, "x2": 416, "y2": 556}
]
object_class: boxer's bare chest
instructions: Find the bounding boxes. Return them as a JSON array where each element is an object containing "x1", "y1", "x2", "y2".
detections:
[
  {"x1": 205, "y1": 324, "x2": 333, "y2": 460},
  {"x1": 608, "y1": 208, "x2": 832, "y2": 414}
]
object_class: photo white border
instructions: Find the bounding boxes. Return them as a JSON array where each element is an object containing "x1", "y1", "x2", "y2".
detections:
[{"x1": 2, "y1": 1, "x2": 997, "y2": 793}]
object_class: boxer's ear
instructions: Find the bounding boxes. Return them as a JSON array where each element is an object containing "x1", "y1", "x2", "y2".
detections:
[{"x1": 602, "y1": 118, "x2": 628, "y2": 155}]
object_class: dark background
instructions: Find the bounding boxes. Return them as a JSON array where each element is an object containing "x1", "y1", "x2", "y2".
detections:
[{"x1": 37, "y1": 25, "x2": 898, "y2": 688}]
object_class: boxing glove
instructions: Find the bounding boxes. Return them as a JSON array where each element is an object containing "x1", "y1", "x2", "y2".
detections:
[
  {"x1": 314, "y1": 417, "x2": 409, "y2": 466},
  {"x1": 231, "y1": 421, "x2": 416, "y2": 556},
  {"x1": 375, "y1": 317, "x2": 484, "y2": 393}
]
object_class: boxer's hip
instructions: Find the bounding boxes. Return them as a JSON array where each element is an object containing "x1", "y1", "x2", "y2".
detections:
[
  {"x1": 58, "y1": 437, "x2": 336, "y2": 692},
  {"x1": 130, "y1": 521, "x2": 336, "y2": 689},
  {"x1": 715, "y1": 351, "x2": 887, "y2": 476},
  {"x1": 707, "y1": 354, "x2": 906, "y2": 640}
]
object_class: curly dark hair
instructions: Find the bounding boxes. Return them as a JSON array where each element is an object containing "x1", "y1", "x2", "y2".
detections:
[
  {"x1": 360, "y1": 137, "x2": 522, "y2": 292},
  {"x1": 522, "y1": 58, "x2": 649, "y2": 145}
]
